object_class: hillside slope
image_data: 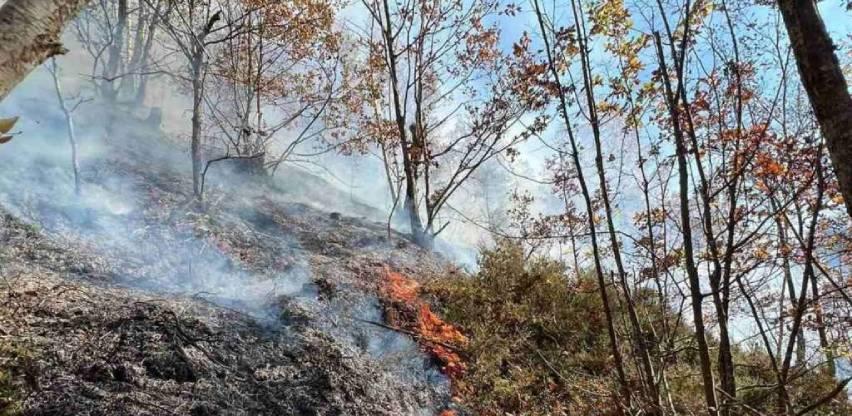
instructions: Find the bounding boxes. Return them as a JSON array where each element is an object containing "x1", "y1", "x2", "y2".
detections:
[{"x1": 0, "y1": 109, "x2": 457, "y2": 415}]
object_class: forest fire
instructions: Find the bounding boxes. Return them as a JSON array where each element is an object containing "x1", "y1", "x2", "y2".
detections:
[
  {"x1": 0, "y1": 0, "x2": 850, "y2": 412},
  {"x1": 380, "y1": 268, "x2": 467, "y2": 380}
]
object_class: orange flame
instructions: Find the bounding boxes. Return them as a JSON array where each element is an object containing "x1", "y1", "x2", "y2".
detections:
[
  {"x1": 380, "y1": 268, "x2": 467, "y2": 379},
  {"x1": 383, "y1": 269, "x2": 420, "y2": 303}
]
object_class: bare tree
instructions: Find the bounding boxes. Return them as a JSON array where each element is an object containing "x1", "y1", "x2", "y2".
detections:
[
  {"x1": 359, "y1": 0, "x2": 536, "y2": 248},
  {"x1": 48, "y1": 57, "x2": 87, "y2": 195},
  {"x1": 150, "y1": 0, "x2": 244, "y2": 199}
]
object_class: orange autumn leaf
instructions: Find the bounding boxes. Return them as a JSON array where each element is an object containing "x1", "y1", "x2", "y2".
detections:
[{"x1": 755, "y1": 153, "x2": 785, "y2": 177}]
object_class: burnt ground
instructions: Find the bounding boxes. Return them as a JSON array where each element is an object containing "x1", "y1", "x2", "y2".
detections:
[{"x1": 0, "y1": 113, "x2": 459, "y2": 415}]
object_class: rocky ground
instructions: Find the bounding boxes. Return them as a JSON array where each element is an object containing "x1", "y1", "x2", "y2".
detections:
[{"x1": 0, "y1": 112, "x2": 459, "y2": 415}]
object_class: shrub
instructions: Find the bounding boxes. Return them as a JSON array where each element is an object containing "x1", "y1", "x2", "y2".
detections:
[
  {"x1": 427, "y1": 240, "x2": 621, "y2": 415},
  {"x1": 427, "y1": 240, "x2": 852, "y2": 415}
]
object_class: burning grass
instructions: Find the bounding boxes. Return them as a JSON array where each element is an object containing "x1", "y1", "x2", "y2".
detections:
[{"x1": 379, "y1": 268, "x2": 468, "y2": 380}]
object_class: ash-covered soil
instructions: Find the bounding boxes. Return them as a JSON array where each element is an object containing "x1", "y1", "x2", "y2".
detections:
[{"x1": 0, "y1": 111, "x2": 457, "y2": 415}]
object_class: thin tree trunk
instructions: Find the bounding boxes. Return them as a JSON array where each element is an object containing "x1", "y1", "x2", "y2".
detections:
[
  {"x1": 0, "y1": 0, "x2": 91, "y2": 102},
  {"x1": 713, "y1": 7, "x2": 745, "y2": 411},
  {"x1": 189, "y1": 11, "x2": 220, "y2": 201},
  {"x1": 135, "y1": 0, "x2": 163, "y2": 105},
  {"x1": 191, "y1": 52, "x2": 203, "y2": 199},
  {"x1": 773, "y1": 198, "x2": 807, "y2": 365},
  {"x1": 532, "y1": 0, "x2": 631, "y2": 408},
  {"x1": 49, "y1": 58, "x2": 81, "y2": 195},
  {"x1": 710, "y1": 283, "x2": 736, "y2": 416},
  {"x1": 101, "y1": 0, "x2": 127, "y2": 101},
  {"x1": 119, "y1": 0, "x2": 149, "y2": 98},
  {"x1": 809, "y1": 274, "x2": 836, "y2": 377},
  {"x1": 378, "y1": 0, "x2": 427, "y2": 248},
  {"x1": 568, "y1": 0, "x2": 659, "y2": 409},
  {"x1": 737, "y1": 274, "x2": 792, "y2": 413},
  {"x1": 777, "y1": 0, "x2": 852, "y2": 218},
  {"x1": 654, "y1": 31, "x2": 719, "y2": 416},
  {"x1": 780, "y1": 149, "x2": 826, "y2": 408}
]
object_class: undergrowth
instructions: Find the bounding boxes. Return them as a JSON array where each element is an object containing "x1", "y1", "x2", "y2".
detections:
[
  {"x1": 427, "y1": 241, "x2": 620, "y2": 415},
  {"x1": 427, "y1": 241, "x2": 852, "y2": 416}
]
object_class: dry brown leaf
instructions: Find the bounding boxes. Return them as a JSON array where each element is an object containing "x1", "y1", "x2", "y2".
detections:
[{"x1": 0, "y1": 116, "x2": 19, "y2": 134}]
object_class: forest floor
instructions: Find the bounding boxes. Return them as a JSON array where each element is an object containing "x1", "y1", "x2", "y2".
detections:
[{"x1": 0, "y1": 112, "x2": 461, "y2": 415}]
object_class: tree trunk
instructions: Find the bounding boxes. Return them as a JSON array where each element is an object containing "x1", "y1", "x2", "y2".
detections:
[
  {"x1": 0, "y1": 0, "x2": 91, "y2": 102},
  {"x1": 532, "y1": 1, "x2": 631, "y2": 408},
  {"x1": 568, "y1": 0, "x2": 660, "y2": 409},
  {"x1": 134, "y1": 0, "x2": 162, "y2": 105},
  {"x1": 191, "y1": 52, "x2": 203, "y2": 199},
  {"x1": 773, "y1": 201, "x2": 807, "y2": 365},
  {"x1": 101, "y1": 0, "x2": 126, "y2": 101},
  {"x1": 118, "y1": 0, "x2": 147, "y2": 97},
  {"x1": 777, "y1": 0, "x2": 852, "y2": 218},
  {"x1": 654, "y1": 32, "x2": 719, "y2": 416},
  {"x1": 49, "y1": 58, "x2": 81, "y2": 195},
  {"x1": 780, "y1": 151, "x2": 826, "y2": 416},
  {"x1": 810, "y1": 274, "x2": 836, "y2": 377},
  {"x1": 402, "y1": 169, "x2": 429, "y2": 248},
  {"x1": 711, "y1": 288, "x2": 736, "y2": 416},
  {"x1": 378, "y1": 0, "x2": 428, "y2": 248}
]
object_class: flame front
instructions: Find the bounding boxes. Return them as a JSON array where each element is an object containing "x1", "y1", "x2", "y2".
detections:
[{"x1": 380, "y1": 268, "x2": 467, "y2": 380}]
